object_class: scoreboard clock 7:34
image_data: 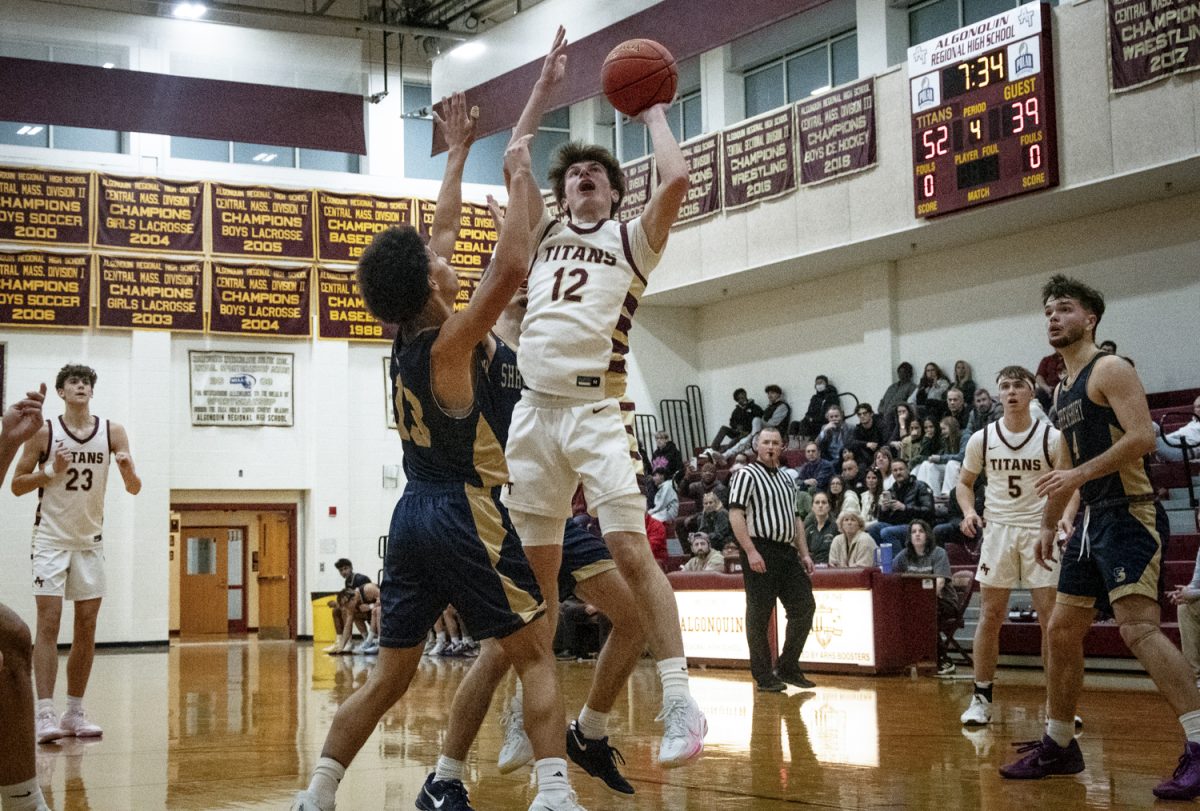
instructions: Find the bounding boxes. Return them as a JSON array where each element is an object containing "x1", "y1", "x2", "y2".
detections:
[{"x1": 907, "y1": 1, "x2": 1058, "y2": 218}]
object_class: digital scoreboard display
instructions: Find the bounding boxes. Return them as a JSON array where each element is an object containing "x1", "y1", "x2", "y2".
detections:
[{"x1": 907, "y1": 1, "x2": 1058, "y2": 218}]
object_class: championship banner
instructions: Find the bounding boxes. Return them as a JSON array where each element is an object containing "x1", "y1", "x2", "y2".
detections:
[
  {"x1": 209, "y1": 183, "x2": 314, "y2": 259},
  {"x1": 97, "y1": 255, "x2": 203, "y2": 332},
  {"x1": 0, "y1": 166, "x2": 90, "y2": 247},
  {"x1": 721, "y1": 107, "x2": 797, "y2": 209},
  {"x1": 188, "y1": 350, "x2": 294, "y2": 427},
  {"x1": 1108, "y1": 0, "x2": 1200, "y2": 91},
  {"x1": 95, "y1": 174, "x2": 204, "y2": 253},
  {"x1": 413, "y1": 199, "x2": 500, "y2": 312},
  {"x1": 0, "y1": 251, "x2": 90, "y2": 328},
  {"x1": 316, "y1": 192, "x2": 415, "y2": 263},
  {"x1": 798, "y1": 78, "x2": 877, "y2": 186},
  {"x1": 616, "y1": 156, "x2": 653, "y2": 223},
  {"x1": 316, "y1": 266, "x2": 398, "y2": 342},
  {"x1": 542, "y1": 190, "x2": 563, "y2": 221},
  {"x1": 677, "y1": 133, "x2": 721, "y2": 225},
  {"x1": 208, "y1": 262, "x2": 311, "y2": 337}
]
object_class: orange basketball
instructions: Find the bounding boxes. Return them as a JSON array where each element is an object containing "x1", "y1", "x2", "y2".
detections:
[{"x1": 601, "y1": 39, "x2": 678, "y2": 117}]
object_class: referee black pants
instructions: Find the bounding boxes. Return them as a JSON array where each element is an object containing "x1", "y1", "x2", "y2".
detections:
[{"x1": 741, "y1": 540, "x2": 816, "y2": 686}]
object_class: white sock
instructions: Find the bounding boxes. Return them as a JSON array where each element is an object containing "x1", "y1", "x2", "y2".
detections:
[
  {"x1": 576, "y1": 705, "x2": 609, "y2": 740},
  {"x1": 534, "y1": 758, "x2": 570, "y2": 801},
  {"x1": 433, "y1": 755, "x2": 465, "y2": 783},
  {"x1": 1181, "y1": 709, "x2": 1200, "y2": 744},
  {"x1": 67, "y1": 695, "x2": 84, "y2": 714},
  {"x1": 306, "y1": 756, "x2": 345, "y2": 809},
  {"x1": 35, "y1": 698, "x2": 54, "y2": 715},
  {"x1": 656, "y1": 657, "x2": 691, "y2": 703},
  {"x1": 1, "y1": 777, "x2": 45, "y2": 811},
  {"x1": 1046, "y1": 718, "x2": 1074, "y2": 747}
]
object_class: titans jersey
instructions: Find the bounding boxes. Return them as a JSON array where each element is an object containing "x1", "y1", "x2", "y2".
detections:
[
  {"x1": 485, "y1": 333, "x2": 523, "y2": 445},
  {"x1": 517, "y1": 213, "x2": 661, "y2": 402},
  {"x1": 963, "y1": 420, "x2": 1059, "y2": 529},
  {"x1": 34, "y1": 416, "x2": 111, "y2": 550},
  {"x1": 390, "y1": 329, "x2": 508, "y2": 488},
  {"x1": 1053, "y1": 353, "x2": 1153, "y2": 506}
]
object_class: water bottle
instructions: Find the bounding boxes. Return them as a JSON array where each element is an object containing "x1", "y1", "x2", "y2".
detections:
[{"x1": 875, "y1": 544, "x2": 893, "y2": 573}]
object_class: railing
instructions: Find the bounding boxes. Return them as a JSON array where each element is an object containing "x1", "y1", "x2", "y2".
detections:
[
  {"x1": 660, "y1": 398, "x2": 699, "y2": 462},
  {"x1": 634, "y1": 413, "x2": 658, "y2": 463},
  {"x1": 1157, "y1": 412, "x2": 1198, "y2": 529},
  {"x1": 685, "y1": 385, "x2": 707, "y2": 451}
]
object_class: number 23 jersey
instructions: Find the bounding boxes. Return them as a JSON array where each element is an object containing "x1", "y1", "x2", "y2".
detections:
[
  {"x1": 34, "y1": 416, "x2": 111, "y2": 549},
  {"x1": 517, "y1": 213, "x2": 661, "y2": 402}
]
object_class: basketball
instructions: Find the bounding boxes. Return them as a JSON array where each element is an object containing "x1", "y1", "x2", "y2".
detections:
[{"x1": 601, "y1": 38, "x2": 677, "y2": 117}]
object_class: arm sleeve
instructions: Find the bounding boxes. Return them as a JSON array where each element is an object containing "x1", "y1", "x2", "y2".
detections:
[
  {"x1": 963, "y1": 430, "x2": 984, "y2": 475},
  {"x1": 628, "y1": 216, "x2": 665, "y2": 275},
  {"x1": 727, "y1": 469, "x2": 752, "y2": 511}
]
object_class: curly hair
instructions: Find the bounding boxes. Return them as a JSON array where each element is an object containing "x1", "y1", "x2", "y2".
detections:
[
  {"x1": 55, "y1": 364, "x2": 97, "y2": 390},
  {"x1": 548, "y1": 141, "x2": 624, "y2": 218},
  {"x1": 1042, "y1": 274, "x2": 1105, "y2": 329},
  {"x1": 356, "y1": 226, "x2": 431, "y2": 326}
]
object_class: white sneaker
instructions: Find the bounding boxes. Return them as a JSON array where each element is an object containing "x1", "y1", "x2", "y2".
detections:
[
  {"x1": 291, "y1": 790, "x2": 334, "y2": 811},
  {"x1": 655, "y1": 696, "x2": 706, "y2": 767},
  {"x1": 960, "y1": 694, "x2": 992, "y2": 726},
  {"x1": 60, "y1": 707, "x2": 103, "y2": 737},
  {"x1": 35, "y1": 707, "x2": 66, "y2": 744},
  {"x1": 528, "y1": 789, "x2": 586, "y2": 810},
  {"x1": 497, "y1": 694, "x2": 533, "y2": 774}
]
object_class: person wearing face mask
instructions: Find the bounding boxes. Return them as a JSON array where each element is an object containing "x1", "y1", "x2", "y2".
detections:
[{"x1": 796, "y1": 375, "x2": 840, "y2": 441}]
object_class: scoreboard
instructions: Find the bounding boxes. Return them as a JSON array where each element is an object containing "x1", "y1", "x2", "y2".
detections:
[{"x1": 907, "y1": 1, "x2": 1058, "y2": 218}]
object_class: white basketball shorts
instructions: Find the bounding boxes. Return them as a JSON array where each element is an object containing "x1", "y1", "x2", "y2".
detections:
[
  {"x1": 32, "y1": 545, "x2": 106, "y2": 600},
  {"x1": 976, "y1": 522, "x2": 1059, "y2": 590}
]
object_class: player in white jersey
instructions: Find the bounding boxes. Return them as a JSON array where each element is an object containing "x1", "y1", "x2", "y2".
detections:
[
  {"x1": 956, "y1": 365, "x2": 1071, "y2": 726},
  {"x1": 498, "y1": 27, "x2": 706, "y2": 768},
  {"x1": 11, "y1": 364, "x2": 141, "y2": 745}
]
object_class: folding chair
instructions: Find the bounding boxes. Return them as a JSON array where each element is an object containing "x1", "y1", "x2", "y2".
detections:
[{"x1": 940, "y1": 570, "x2": 978, "y2": 667}]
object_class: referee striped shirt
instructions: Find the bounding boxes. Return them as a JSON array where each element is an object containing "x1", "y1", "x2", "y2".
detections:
[{"x1": 727, "y1": 461, "x2": 798, "y2": 545}]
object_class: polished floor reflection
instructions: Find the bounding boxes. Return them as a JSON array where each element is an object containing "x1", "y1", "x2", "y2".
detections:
[{"x1": 32, "y1": 639, "x2": 1191, "y2": 809}]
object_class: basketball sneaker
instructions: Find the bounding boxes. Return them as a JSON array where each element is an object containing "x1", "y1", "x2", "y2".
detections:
[
  {"x1": 999, "y1": 736, "x2": 1085, "y2": 779},
  {"x1": 1153, "y1": 741, "x2": 1200, "y2": 801},
  {"x1": 497, "y1": 694, "x2": 534, "y2": 774},
  {"x1": 566, "y1": 721, "x2": 634, "y2": 795},
  {"x1": 35, "y1": 707, "x2": 66, "y2": 744},
  {"x1": 655, "y1": 696, "x2": 706, "y2": 767},
  {"x1": 60, "y1": 707, "x2": 102, "y2": 737},
  {"x1": 528, "y1": 789, "x2": 587, "y2": 811},
  {"x1": 960, "y1": 694, "x2": 992, "y2": 726},
  {"x1": 415, "y1": 773, "x2": 475, "y2": 810},
  {"x1": 290, "y1": 790, "x2": 333, "y2": 810}
]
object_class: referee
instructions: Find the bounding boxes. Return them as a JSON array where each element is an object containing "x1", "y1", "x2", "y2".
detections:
[{"x1": 728, "y1": 425, "x2": 817, "y2": 691}]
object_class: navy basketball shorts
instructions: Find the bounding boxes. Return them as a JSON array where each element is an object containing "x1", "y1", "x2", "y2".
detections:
[
  {"x1": 558, "y1": 521, "x2": 617, "y2": 598},
  {"x1": 380, "y1": 481, "x2": 544, "y2": 648},
  {"x1": 1057, "y1": 501, "x2": 1167, "y2": 610}
]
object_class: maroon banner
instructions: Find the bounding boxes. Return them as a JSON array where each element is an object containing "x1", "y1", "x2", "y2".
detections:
[
  {"x1": 616, "y1": 157, "x2": 653, "y2": 223},
  {"x1": 678, "y1": 134, "x2": 721, "y2": 225},
  {"x1": 96, "y1": 174, "x2": 204, "y2": 253},
  {"x1": 0, "y1": 167, "x2": 90, "y2": 247},
  {"x1": 97, "y1": 255, "x2": 202, "y2": 332},
  {"x1": 1108, "y1": 0, "x2": 1200, "y2": 91},
  {"x1": 0, "y1": 251, "x2": 90, "y2": 328},
  {"x1": 316, "y1": 267, "x2": 398, "y2": 342},
  {"x1": 798, "y1": 79, "x2": 877, "y2": 185},
  {"x1": 415, "y1": 200, "x2": 500, "y2": 270},
  {"x1": 210, "y1": 184, "x2": 314, "y2": 259},
  {"x1": 209, "y1": 263, "x2": 311, "y2": 337},
  {"x1": 542, "y1": 190, "x2": 563, "y2": 221},
  {"x1": 316, "y1": 192, "x2": 415, "y2": 264},
  {"x1": 721, "y1": 108, "x2": 797, "y2": 209}
]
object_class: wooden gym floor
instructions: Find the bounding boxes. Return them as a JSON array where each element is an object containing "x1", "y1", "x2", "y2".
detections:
[{"x1": 31, "y1": 639, "x2": 1191, "y2": 809}]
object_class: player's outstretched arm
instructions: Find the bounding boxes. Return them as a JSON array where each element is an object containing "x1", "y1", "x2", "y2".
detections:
[
  {"x1": 428, "y1": 92, "x2": 477, "y2": 261},
  {"x1": 637, "y1": 103, "x2": 689, "y2": 253},
  {"x1": 511, "y1": 26, "x2": 567, "y2": 147},
  {"x1": 109, "y1": 421, "x2": 141, "y2": 495},
  {"x1": 0, "y1": 383, "x2": 45, "y2": 484},
  {"x1": 11, "y1": 420, "x2": 53, "y2": 497}
]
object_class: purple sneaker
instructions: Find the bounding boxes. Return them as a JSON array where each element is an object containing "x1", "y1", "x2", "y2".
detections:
[
  {"x1": 1154, "y1": 741, "x2": 1200, "y2": 801},
  {"x1": 999, "y1": 736, "x2": 1085, "y2": 779}
]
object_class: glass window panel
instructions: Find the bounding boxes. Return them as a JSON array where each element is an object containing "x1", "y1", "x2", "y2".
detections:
[
  {"x1": 543, "y1": 107, "x2": 570, "y2": 129},
  {"x1": 786, "y1": 48, "x2": 829, "y2": 101},
  {"x1": 187, "y1": 537, "x2": 216, "y2": 575},
  {"x1": 744, "y1": 63, "x2": 784, "y2": 118},
  {"x1": 227, "y1": 589, "x2": 243, "y2": 621},
  {"x1": 531, "y1": 129, "x2": 570, "y2": 190},
  {"x1": 463, "y1": 128, "x2": 509, "y2": 185},
  {"x1": 227, "y1": 530, "x2": 243, "y2": 587},
  {"x1": 682, "y1": 94, "x2": 703, "y2": 141},
  {"x1": 0, "y1": 41, "x2": 49, "y2": 60},
  {"x1": 299, "y1": 148, "x2": 359, "y2": 173},
  {"x1": 232, "y1": 141, "x2": 295, "y2": 168},
  {"x1": 620, "y1": 118, "x2": 648, "y2": 161},
  {"x1": 909, "y1": 0, "x2": 959, "y2": 45},
  {"x1": 0, "y1": 121, "x2": 50, "y2": 148},
  {"x1": 53, "y1": 125, "x2": 122, "y2": 153},
  {"x1": 964, "y1": 0, "x2": 1019, "y2": 24},
  {"x1": 831, "y1": 34, "x2": 859, "y2": 87},
  {"x1": 49, "y1": 43, "x2": 128, "y2": 69},
  {"x1": 403, "y1": 83, "x2": 443, "y2": 181},
  {"x1": 666, "y1": 105, "x2": 684, "y2": 143},
  {"x1": 171, "y1": 136, "x2": 229, "y2": 162}
]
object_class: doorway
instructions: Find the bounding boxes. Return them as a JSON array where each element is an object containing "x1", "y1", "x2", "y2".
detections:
[{"x1": 180, "y1": 526, "x2": 247, "y2": 635}]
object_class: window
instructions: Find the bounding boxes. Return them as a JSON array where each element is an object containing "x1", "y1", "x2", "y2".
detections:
[
  {"x1": 908, "y1": 0, "x2": 1057, "y2": 44},
  {"x1": 743, "y1": 32, "x2": 859, "y2": 119},
  {"x1": 614, "y1": 89, "x2": 703, "y2": 162},
  {"x1": 169, "y1": 137, "x2": 360, "y2": 173}
]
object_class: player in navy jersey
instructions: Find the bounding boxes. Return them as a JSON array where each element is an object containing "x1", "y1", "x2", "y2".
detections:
[
  {"x1": 1001, "y1": 275, "x2": 1200, "y2": 801},
  {"x1": 294, "y1": 95, "x2": 585, "y2": 811}
]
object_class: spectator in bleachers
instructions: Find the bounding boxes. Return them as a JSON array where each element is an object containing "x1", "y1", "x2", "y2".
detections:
[
  {"x1": 826, "y1": 474, "x2": 861, "y2": 519},
  {"x1": 1035, "y1": 350, "x2": 1065, "y2": 410},
  {"x1": 644, "y1": 513, "x2": 668, "y2": 566},
  {"x1": 796, "y1": 375, "x2": 840, "y2": 440},
  {"x1": 686, "y1": 491, "x2": 734, "y2": 550},
  {"x1": 650, "y1": 430, "x2": 684, "y2": 480},
  {"x1": 892, "y1": 519, "x2": 958, "y2": 675},
  {"x1": 898, "y1": 419, "x2": 927, "y2": 467},
  {"x1": 681, "y1": 532, "x2": 726, "y2": 572},
  {"x1": 796, "y1": 441, "x2": 834, "y2": 492},
  {"x1": 869, "y1": 459, "x2": 935, "y2": 555},
  {"x1": 861, "y1": 468, "x2": 884, "y2": 527},
  {"x1": 828, "y1": 510, "x2": 877, "y2": 568},
  {"x1": 804, "y1": 492, "x2": 838, "y2": 565},
  {"x1": 848, "y1": 403, "x2": 886, "y2": 465},
  {"x1": 873, "y1": 447, "x2": 897, "y2": 489},
  {"x1": 817, "y1": 404, "x2": 854, "y2": 462},
  {"x1": 721, "y1": 384, "x2": 790, "y2": 462},
  {"x1": 887, "y1": 402, "x2": 918, "y2": 456},
  {"x1": 1157, "y1": 395, "x2": 1200, "y2": 462},
  {"x1": 1169, "y1": 548, "x2": 1200, "y2": 687},
  {"x1": 710, "y1": 388, "x2": 763, "y2": 452},
  {"x1": 729, "y1": 452, "x2": 749, "y2": 473},
  {"x1": 965, "y1": 387, "x2": 1004, "y2": 434},
  {"x1": 944, "y1": 387, "x2": 970, "y2": 432},
  {"x1": 911, "y1": 362, "x2": 952, "y2": 419},
  {"x1": 647, "y1": 469, "x2": 679, "y2": 523},
  {"x1": 794, "y1": 488, "x2": 814, "y2": 522},
  {"x1": 953, "y1": 360, "x2": 977, "y2": 405},
  {"x1": 839, "y1": 457, "x2": 864, "y2": 492},
  {"x1": 687, "y1": 462, "x2": 728, "y2": 506},
  {"x1": 934, "y1": 470, "x2": 983, "y2": 550},
  {"x1": 915, "y1": 416, "x2": 963, "y2": 495},
  {"x1": 878, "y1": 362, "x2": 917, "y2": 433}
]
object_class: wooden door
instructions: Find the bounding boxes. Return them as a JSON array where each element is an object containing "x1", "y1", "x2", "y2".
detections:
[
  {"x1": 181, "y1": 528, "x2": 228, "y2": 635},
  {"x1": 257, "y1": 513, "x2": 292, "y2": 639}
]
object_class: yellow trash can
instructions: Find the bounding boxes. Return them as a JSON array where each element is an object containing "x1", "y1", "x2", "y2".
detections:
[{"x1": 310, "y1": 591, "x2": 339, "y2": 643}]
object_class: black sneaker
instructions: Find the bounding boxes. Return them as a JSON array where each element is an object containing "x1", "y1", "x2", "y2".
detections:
[
  {"x1": 757, "y1": 678, "x2": 787, "y2": 692},
  {"x1": 415, "y1": 773, "x2": 476, "y2": 810},
  {"x1": 775, "y1": 669, "x2": 816, "y2": 689},
  {"x1": 566, "y1": 721, "x2": 635, "y2": 795}
]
